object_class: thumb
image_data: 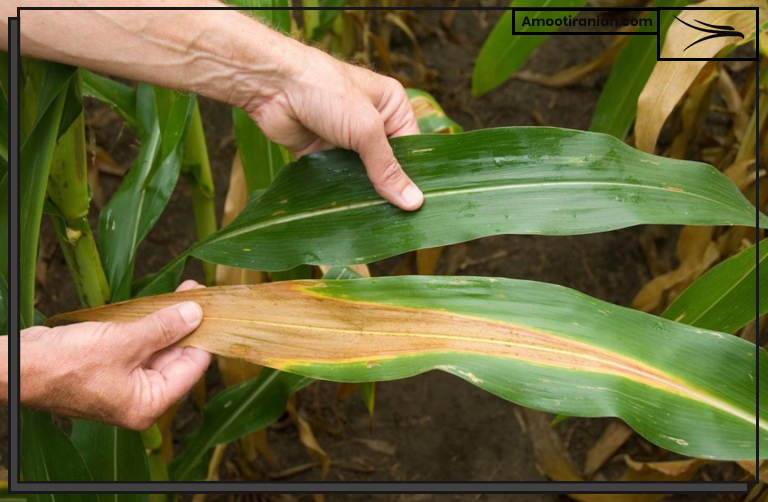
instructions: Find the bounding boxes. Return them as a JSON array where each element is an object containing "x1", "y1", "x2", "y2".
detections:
[
  {"x1": 125, "y1": 302, "x2": 203, "y2": 362},
  {"x1": 355, "y1": 115, "x2": 424, "y2": 211}
]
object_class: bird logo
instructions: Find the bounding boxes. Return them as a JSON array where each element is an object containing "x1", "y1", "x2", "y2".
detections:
[{"x1": 673, "y1": 16, "x2": 745, "y2": 51}]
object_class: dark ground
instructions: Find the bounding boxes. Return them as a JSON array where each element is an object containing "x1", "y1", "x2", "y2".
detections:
[{"x1": 7, "y1": 5, "x2": 745, "y2": 500}]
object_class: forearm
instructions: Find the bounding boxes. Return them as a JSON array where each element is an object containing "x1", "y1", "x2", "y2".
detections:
[{"x1": 3, "y1": 0, "x2": 307, "y2": 111}]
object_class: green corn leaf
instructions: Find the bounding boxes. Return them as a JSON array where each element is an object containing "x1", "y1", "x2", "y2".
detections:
[
  {"x1": 99, "y1": 84, "x2": 195, "y2": 302},
  {"x1": 183, "y1": 103, "x2": 218, "y2": 285},
  {"x1": 312, "y1": 0, "x2": 346, "y2": 40},
  {"x1": 133, "y1": 257, "x2": 191, "y2": 298},
  {"x1": 360, "y1": 382, "x2": 375, "y2": 416},
  {"x1": 183, "y1": 127, "x2": 765, "y2": 272},
  {"x1": 169, "y1": 368, "x2": 312, "y2": 481},
  {"x1": 70, "y1": 421, "x2": 150, "y2": 502},
  {"x1": 33, "y1": 309, "x2": 47, "y2": 327},
  {"x1": 664, "y1": 240, "x2": 766, "y2": 334},
  {"x1": 82, "y1": 70, "x2": 138, "y2": 132},
  {"x1": 228, "y1": 0, "x2": 291, "y2": 33},
  {"x1": 53, "y1": 275, "x2": 767, "y2": 461},
  {"x1": 21, "y1": 410, "x2": 98, "y2": 502},
  {"x1": 20, "y1": 60, "x2": 76, "y2": 146},
  {"x1": 232, "y1": 108, "x2": 291, "y2": 193},
  {"x1": 472, "y1": 0, "x2": 588, "y2": 97},
  {"x1": 20, "y1": 59, "x2": 75, "y2": 327},
  {"x1": 589, "y1": 1, "x2": 688, "y2": 138},
  {"x1": 232, "y1": 98, "x2": 297, "y2": 282}
]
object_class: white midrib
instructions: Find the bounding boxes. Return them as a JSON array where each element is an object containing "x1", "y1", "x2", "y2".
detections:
[{"x1": 203, "y1": 180, "x2": 741, "y2": 246}]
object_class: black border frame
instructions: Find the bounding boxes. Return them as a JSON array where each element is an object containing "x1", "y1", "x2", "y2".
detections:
[{"x1": 6, "y1": 4, "x2": 761, "y2": 494}]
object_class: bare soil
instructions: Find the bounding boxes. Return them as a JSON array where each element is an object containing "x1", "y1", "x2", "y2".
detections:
[{"x1": 9, "y1": 6, "x2": 744, "y2": 500}]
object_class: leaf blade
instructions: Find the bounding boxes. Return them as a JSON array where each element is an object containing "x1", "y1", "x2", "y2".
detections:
[
  {"x1": 50, "y1": 277, "x2": 765, "y2": 461},
  {"x1": 472, "y1": 0, "x2": 588, "y2": 97},
  {"x1": 190, "y1": 127, "x2": 764, "y2": 272},
  {"x1": 70, "y1": 421, "x2": 150, "y2": 502},
  {"x1": 589, "y1": 1, "x2": 688, "y2": 138},
  {"x1": 663, "y1": 240, "x2": 766, "y2": 333},
  {"x1": 98, "y1": 85, "x2": 195, "y2": 301},
  {"x1": 168, "y1": 369, "x2": 311, "y2": 481},
  {"x1": 20, "y1": 410, "x2": 98, "y2": 502}
]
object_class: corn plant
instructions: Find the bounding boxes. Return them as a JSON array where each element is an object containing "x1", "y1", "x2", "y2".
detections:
[
  {"x1": 472, "y1": 0, "x2": 691, "y2": 139},
  {"x1": 8, "y1": 2, "x2": 768, "y2": 490}
]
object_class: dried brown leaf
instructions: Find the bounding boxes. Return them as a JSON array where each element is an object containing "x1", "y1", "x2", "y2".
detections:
[
  {"x1": 636, "y1": 0, "x2": 766, "y2": 152},
  {"x1": 353, "y1": 438, "x2": 397, "y2": 456},
  {"x1": 717, "y1": 69, "x2": 751, "y2": 141},
  {"x1": 287, "y1": 403, "x2": 331, "y2": 480},
  {"x1": 416, "y1": 247, "x2": 443, "y2": 275},
  {"x1": 583, "y1": 420, "x2": 634, "y2": 479}
]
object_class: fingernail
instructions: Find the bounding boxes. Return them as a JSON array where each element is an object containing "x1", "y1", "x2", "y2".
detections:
[
  {"x1": 401, "y1": 184, "x2": 423, "y2": 208},
  {"x1": 178, "y1": 302, "x2": 202, "y2": 325}
]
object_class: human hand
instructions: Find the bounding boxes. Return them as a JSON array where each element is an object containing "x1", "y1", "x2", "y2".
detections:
[
  {"x1": 20, "y1": 280, "x2": 211, "y2": 430},
  {"x1": 245, "y1": 46, "x2": 424, "y2": 211}
]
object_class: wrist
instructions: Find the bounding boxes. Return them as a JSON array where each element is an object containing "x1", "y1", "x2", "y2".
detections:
[{"x1": 187, "y1": 10, "x2": 310, "y2": 113}]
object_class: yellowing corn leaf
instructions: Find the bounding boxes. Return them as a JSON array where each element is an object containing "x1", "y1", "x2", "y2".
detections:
[
  {"x1": 50, "y1": 276, "x2": 766, "y2": 461},
  {"x1": 286, "y1": 402, "x2": 330, "y2": 480},
  {"x1": 669, "y1": 64, "x2": 717, "y2": 160},
  {"x1": 636, "y1": 0, "x2": 766, "y2": 152},
  {"x1": 623, "y1": 456, "x2": 708, "y2": 478}
]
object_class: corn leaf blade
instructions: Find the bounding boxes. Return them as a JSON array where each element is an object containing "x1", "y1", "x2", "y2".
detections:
[
  {"x1": 184, "y1": 127, "x2": 764, "y2": 272},
  {"x1": 99, "y1": 84, "x2": 195, "y2": 301},
  {"x1": 169, "y1": 368, "x2": 312, "y2": 481},
  {"x1": 663, "y1": 240, "x2": 766, "y2": 334},
  {"x1": 21, "y1": 411, "x2": 98, "y2": 502},
  {"x1": 69, "y1": 421, "x2": 149, "y2": 502},
  {"x1": 51, "y1": 276, "x2": 766, "y2": 460},
  {"x1": 227, "y1": 0, "x2": 291, "y2": 32},
  {"x1": 20, "y1": 60, "x2": 75, "y2": 327},
  {"x1": 82, "y1": 70, "x2": 138, "y2": 132},
  {"x1": 472, "y1": 0, "x2": 587, "y2": 97},
  {"x1": 232, "y1": 108, "x2": 290, "y2": 193},
  {"x1": 589, "y1": 1, "x2": 687, "y2": 138}
]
